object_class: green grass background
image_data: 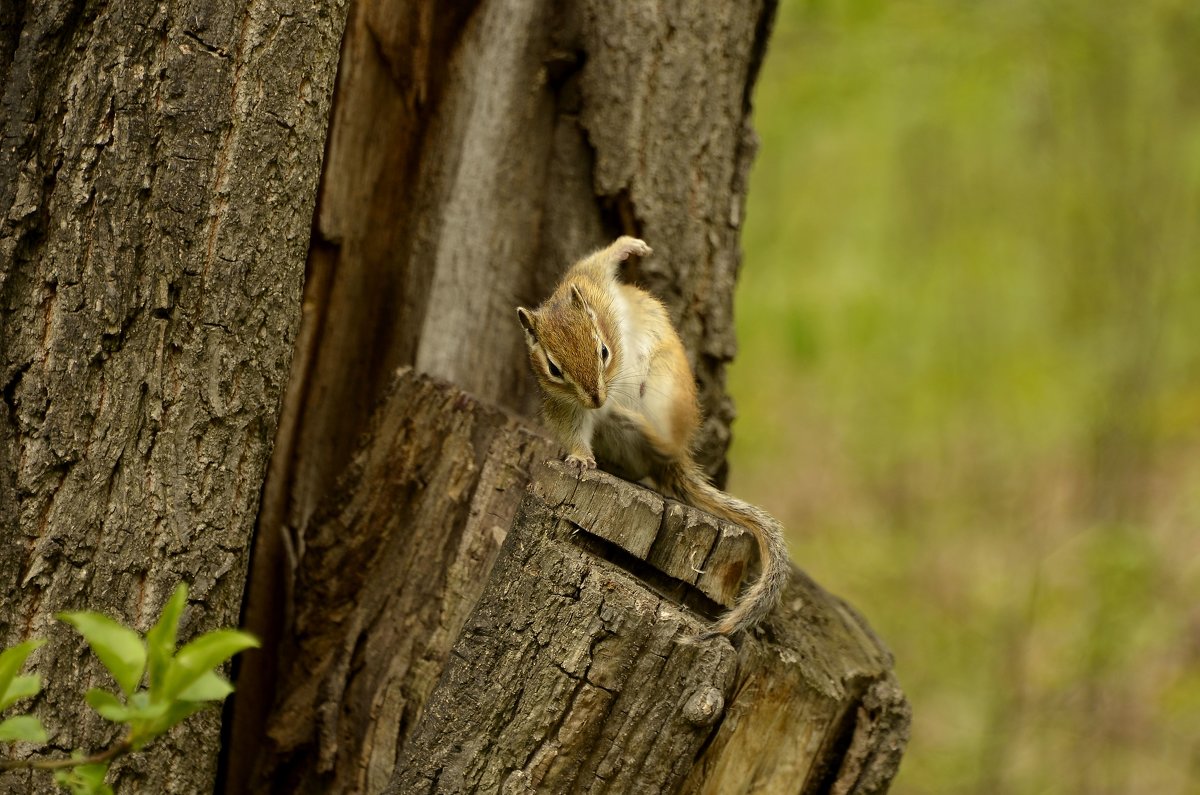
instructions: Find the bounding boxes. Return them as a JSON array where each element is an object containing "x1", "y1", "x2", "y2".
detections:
[{"x1": 728, "y1": 1, "x2": 1200, "y2": 792}]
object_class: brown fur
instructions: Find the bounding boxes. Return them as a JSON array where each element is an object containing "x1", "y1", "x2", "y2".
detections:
[{"x1": 517, "y1": 237, "x2": 790, "y2": 637}]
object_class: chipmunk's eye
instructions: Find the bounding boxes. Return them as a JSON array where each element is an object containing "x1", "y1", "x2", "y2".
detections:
[
  {"x1": 601, "y1": 344, "x2": 610, "y2": 362},
  {"x1": 547, "y1": 359, "x2": 563, "y2": 379}
]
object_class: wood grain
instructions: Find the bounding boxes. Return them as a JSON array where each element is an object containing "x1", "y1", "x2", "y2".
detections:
[{"x1": 249, "y1": 369, "x2": 559, "y2": 794}]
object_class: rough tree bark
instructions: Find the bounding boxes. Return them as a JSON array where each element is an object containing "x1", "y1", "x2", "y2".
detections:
[
  {"x1": 226, "y1": 2, "x2": 910, "y2": 794},
  {"x1": 0, "y1": 0, "x2": 348, "y2": 791},
  {"x1": 1, "y1": 0, "x2": 908, "y2": 791}
]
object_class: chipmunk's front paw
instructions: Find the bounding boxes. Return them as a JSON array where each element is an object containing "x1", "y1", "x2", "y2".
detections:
[
  {"x1": 612, "y1": 236, "x2": 652, "y2": 260},
  {"x1": 565, "y1": 453, "x2": 597, "y2": 472}
]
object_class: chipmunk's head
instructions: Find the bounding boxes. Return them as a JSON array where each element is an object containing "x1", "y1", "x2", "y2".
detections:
[{"x1": 517, "y1": 283, "x2": 618, "y2": 409}]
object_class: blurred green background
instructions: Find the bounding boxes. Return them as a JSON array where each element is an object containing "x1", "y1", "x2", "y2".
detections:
[{"x1": 728, "y1": 1, "x2": 1200, "y2": 793}]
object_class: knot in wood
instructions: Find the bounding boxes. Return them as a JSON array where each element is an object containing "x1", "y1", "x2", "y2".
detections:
[{"x1": 682, "y1": 686, "x2": 725, "y2": 727}]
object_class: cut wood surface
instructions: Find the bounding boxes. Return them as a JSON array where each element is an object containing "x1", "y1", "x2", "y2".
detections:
[{"x1": 249, "y1": 371, "x2": 908, "y2": 793}]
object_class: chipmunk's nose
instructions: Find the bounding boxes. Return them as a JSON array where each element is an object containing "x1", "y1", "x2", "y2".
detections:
[{"x1": 590, "y1": 392, "x2": 602, "y2": 408}]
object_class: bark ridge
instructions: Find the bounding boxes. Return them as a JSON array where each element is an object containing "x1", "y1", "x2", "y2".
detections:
[{"x1": 0, "y1": 0, "x2": 348, "y2": 789}]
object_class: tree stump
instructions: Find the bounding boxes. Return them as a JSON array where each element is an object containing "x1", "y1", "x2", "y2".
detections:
[
  {"x1": 250, "y1": 370, "x2": 908, "y2": 793},
  {"x1": 389, "y1": 462, "x2": 909, "y2": 795}
]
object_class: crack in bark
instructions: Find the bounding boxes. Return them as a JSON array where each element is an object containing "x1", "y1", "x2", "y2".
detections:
[
  {"x1": 182, "y1": 29, "x2": 230, "y2": 59},
  {"x1": 566, "y1": 522, "x2": 724, "y2": 622}
]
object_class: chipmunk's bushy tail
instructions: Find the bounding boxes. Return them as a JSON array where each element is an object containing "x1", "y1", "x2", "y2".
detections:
[{"x1": 661, "y1": 461, "x2": 790, "y2": 637}]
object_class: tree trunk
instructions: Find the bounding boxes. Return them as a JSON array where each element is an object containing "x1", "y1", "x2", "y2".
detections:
[
  {"x1": 231, "y1": 1, "x2": 782, "y2": 788},
  {"x1": 0, "y1": 0, "x2": 348, "y2": 790},
  {"x1": 228, "y1": 0, "x2": 910, "y2": 792}
]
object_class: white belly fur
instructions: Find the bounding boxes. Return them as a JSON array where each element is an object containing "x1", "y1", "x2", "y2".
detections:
[{"x1": 592, "y1": 286, "x2": 675, "y2": 481}]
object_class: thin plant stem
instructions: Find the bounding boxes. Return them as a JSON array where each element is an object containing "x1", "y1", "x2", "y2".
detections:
[{"x1": 0, "y1": 734, "x2": 131, "y2": 771}]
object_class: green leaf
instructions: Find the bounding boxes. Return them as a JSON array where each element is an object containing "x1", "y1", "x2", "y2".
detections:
[
  {"x1": 123, "y1": 690, "x2": 168, "y2": 722},
  {"x1": 0, "y1": 714, "x2": 47, "y2": 743},
  {"x1": 55, "y1": 762, "x2": 112, "y2": 795},
  {"x1": 58, "y1": 612, "x2": 146, "y2": 696},
  {"x1": 165, "y1": 698, "x2": 209, "y2": 724},
  {"x1": 84, "y1": 689, "x2": 131, "y2": 722},
  {"x1": 145, "y1": 583, "x2": 188, "y2": 693},
  {"x1": 176, "y1": 670, "x2": 233, "y2": 702},
  {"x1": 160, "y1": 630, "x2": 258, "y2": 700},
  {"x1": 122, "y1": 690, "x2": 176, "y2": 750},
  {"x1": 0, "y1": 673, "x2": 41, "y2": 711},
  {"x1": 127, "y1": 699, "x2": 206, "y2": 751},
  {"x1": 0, "y1": 639, "x2": 44, "y2": 703},
  {"x1": 74, "y1": 763, "x2": 113, "y2": 795},
  {"x1": 155, "y1": 699, "x2": 208, "y2": 737},
  {"x1": 126, "y1": 691, "x2": 215, "y2": 751}
]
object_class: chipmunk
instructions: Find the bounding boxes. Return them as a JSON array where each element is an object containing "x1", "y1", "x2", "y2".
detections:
[{"x1": 516, "y1": 236, "x2": 790, "y2": 637}]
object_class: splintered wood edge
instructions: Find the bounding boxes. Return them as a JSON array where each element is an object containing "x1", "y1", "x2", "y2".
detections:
[{"x1": 530, "y1": 459, "x2": 755, "y2": 609}]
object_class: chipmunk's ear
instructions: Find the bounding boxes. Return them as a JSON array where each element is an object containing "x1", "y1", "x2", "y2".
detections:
[
  {"x1": 569, "y1": 284, "x2": 587, "y2": 309},
  {"x1": 516, "y1": 307, "x2": 537, "y2": 341}
]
